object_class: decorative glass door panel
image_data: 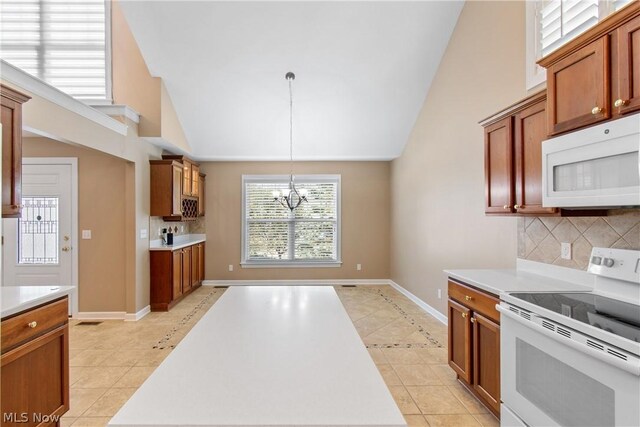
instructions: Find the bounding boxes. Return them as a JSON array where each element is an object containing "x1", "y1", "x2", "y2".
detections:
[{"x1": 19, "y1": 197, "x2": 59, "y2": 264}]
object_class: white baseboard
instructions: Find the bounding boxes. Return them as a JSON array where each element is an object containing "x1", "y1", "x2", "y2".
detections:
[
  {"x1": 203, "y1": 278, "x2": 448, "y2": 326},
  {"x1": 203, "y1": 279, "x2": 390, "y2": 286},
  {"x1": 388, "y1": 280, "x2": 448, "y2": 325},
  {"x1": 124, "y1": 305, "x2": 150, "y2": 322},
  {"x1": 74, "y1": 311, "x2": 126, "y2": 321}
]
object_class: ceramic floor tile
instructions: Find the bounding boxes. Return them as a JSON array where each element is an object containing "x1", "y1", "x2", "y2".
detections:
[
  {"x1": 70, "y1": 350, "x2": 115, "y2": 367},
  {"x1": 448, "y1": 383, "x2": 489, "y2": 414},
  {"x1": 367, "y1": 348, "x2": 388, "y2": 365},
  {"x1": 416, "y1": 348, "x2": 448, "y2": 364},
  {"x1": 381, "y1": 348, "x2": 424, "y2": 365},
  {"x1": 406, "y1": 386, "x2": 469, "y2": 415},
  {"x1": 72, "y1": 367, "x2": 130, "y2": 389},
  {"x1": 425, "y1": 414, "x2": 482, "y2": 426},
  {"x1": 70, "y1": 417, "x2": 113, "y2": 426},
  {"x1": 377, "y1": 364, "x2": 403, "y2": 386},
  {"x1": 112, "y1": 366, "x2": 155, "y2": 388},
  {"x1": 388, "y1": 385, "x2": 421, "y2": 415},
  {"x1": 430, "y1": 364, "x2": 458, "y2": 385},
  {"x1": 404, "y1": 414, "x2": 430, "y2": 426},
  {"x1": 393, "y1": 364, "x2": 442, "y2": 386},
  {"x1": 60, "y1": 417, "x2": 77, "y2": 427},
  {"x1": 83, "y1": 388, "x2": 137, "y2": 416},
  {"x1": 474, "y1": 413, "x2": 500, "y2": 427},
  {"x1": 65, "y1": 388, "x2": 108, "y2": 417}
]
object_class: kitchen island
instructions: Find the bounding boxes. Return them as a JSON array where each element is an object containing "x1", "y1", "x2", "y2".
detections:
[{"x1": 109, "y1": 286, "x2": 406, "y2": 427}]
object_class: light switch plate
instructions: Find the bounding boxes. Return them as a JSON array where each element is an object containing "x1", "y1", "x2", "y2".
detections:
[
  {"x1": 228, "y1": 264, "x2": 234, "y2": 272},
  {"x1": 81, "y1": 230, "x2": 92, "y2": 239},
  {"x1": 356, "y1": 263, "x2": 362, "y2": 271},
  {"x1": 561, "y1": 242, "x2": 572, "y2": 260}
]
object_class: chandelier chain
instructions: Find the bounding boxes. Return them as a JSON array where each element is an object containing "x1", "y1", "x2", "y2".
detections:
[{"x1": 289, "y1": 76, "x2": 293, "y2": 176}]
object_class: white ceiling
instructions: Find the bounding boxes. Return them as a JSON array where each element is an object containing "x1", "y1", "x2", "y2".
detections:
[{"x1": 120, "y1": 1, "x2": 463, "y2": 161}]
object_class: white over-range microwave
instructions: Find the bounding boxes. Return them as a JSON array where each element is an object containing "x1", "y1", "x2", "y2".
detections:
[{"x1": 542, "y1": 113, "x2": 640, "y2": 208}]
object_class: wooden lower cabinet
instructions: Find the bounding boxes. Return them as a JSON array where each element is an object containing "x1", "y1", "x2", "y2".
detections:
[
  {"x1": 151, "y1": 242, "x2": 205, "y2": 311},
  {"x1": 1, "y1": 297, "x2": 69, "y2": 426},
  {"x1": 447, "y1": 280, "x2": 500, "y2": 418}
]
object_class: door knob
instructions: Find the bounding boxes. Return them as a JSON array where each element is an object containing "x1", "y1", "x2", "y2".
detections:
[{"x1": 62, "y1": 246, "x2": 72, "y2": 252}]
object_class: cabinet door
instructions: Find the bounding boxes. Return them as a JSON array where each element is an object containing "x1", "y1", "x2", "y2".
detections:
[
  {"x1": 182, "y1": 161, "x2": 192, "y2": 196},
  {"x1": 448, "y1": 299, "x2": 471, "y2": 383},
  {"x1": 182, "y1": 246, "x2": 192, "y2": 293},
  {"x1": 1, "y1": 95, "x2": 22, "y2": 218},
  {"x1": 191, "y1": 164, "x2": 200, "y2": 197},
  {"x1": 198, "y1": 174, "x2": 205, "y2": 216},
  {"x1": 514, "y1": 99, "x2": 557, "y2": 215},
  {"x1": 191, "y1": 244, "x2": 199, "y2": 287},
  {"x1": 472, "y1": 312, "x2": 500, "y2": 414},
  {"x1": 172, "y1": 250, "x2": 183, "y2": 299},
  {"x1": 484, "y1": 117, "x2": 514, "y2": 214},
  {"x1": 1, "y1": 325, "x2": 69, "y2": 426},
  {"x1": 615, "y1": 14, "x2": 640, "y2": 115},
  {"x1": 198, "y1": 243, "x2": 205, "y2": 282},
  {"x1": 171, "y1": 165, "x2": 183, "y2": 217},
  {"x1": 547, "y1": 36, "x2": 610, "y2": 135}
]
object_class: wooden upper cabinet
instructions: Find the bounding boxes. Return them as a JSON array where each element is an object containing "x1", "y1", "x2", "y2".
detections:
[
  {"x1": 546, "y1": 36, "x2": 610, "y2": 136},
  {"x1": 448, "y1": 299, "x2": 471, "y2": 384},
  {"x1": 191, "y1": 164, "x2": 200, "y2": 197},
  {"x1": 484, "y1": 117, "x2": 514, "y2": 214},
  {"x1": 150, "y1": 160, "x2": 184, "y2": 218},
  {"x1": 182, "y1": 160, "x2": 192, "y2": 196},
  {"x1": 171, "y1": 164, "x2": 183, "y2": 216},
  {"x1": 198, "y1": 173, "x2": 206, "y2": 217},
  {"x1": 1, "y1": 85, "x2": 30, "y2": 218},
  {"x1": 514, "y1": 98, "x2": 557, "y2": 215},
  {"x1": 614, "y1": 14, "x2": 640, "y2": 115}
]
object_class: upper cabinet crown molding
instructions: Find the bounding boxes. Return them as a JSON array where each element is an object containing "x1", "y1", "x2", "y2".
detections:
[
  {"x1": 479, "y1": 91, "x2": 546, "y2": 128},
  {"x1": 537, "y1": 1, "x2": 640, "y2": 68}
]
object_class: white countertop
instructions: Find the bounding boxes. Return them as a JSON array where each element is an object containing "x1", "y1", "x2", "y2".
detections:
[
  {"x1": 1, "y1": 286, "x2": 75, "y2": 318},
  {"x1": 109, "y1": 286, "x2": 406, "y2": 427},
  {"x1": 149, "y1": 234, "x2": 206, "y2": 251},
  {"x1": 445, "y1": 268, "x2": 592, "y2": 297}
]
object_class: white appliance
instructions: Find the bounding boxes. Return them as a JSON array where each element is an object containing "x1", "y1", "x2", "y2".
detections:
[
  {"x1": 499, "y1": 248, "x2": 640, "y2": 427},
  {"x1": 542, "y1": 113, "x2": 640, "y2": 208}
]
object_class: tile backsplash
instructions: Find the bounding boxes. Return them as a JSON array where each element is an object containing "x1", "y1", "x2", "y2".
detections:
[
  {"x1": 517, "y1": 209, "x2": 640, "y2": 270},
  {"x1": 149, "y1": 217, "x2": 206, "y2": 240}
]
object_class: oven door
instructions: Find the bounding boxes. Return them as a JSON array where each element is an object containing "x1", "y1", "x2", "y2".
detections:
[
  {"x1": 541, "y1": 112, "x2": 640, "y2": 208},
  {"x1": 499, "y1": 305, "x2": 640, "y2": 427}
]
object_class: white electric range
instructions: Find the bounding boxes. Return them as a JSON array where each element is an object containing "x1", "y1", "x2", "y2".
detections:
[{"x1": 499, "y1": 247, "x2": 640, "y2": 427}]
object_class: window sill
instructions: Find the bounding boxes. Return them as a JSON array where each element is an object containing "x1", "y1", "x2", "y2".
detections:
[{"x1": 240, "y1": 261, "x2": 343, "y2": 269}]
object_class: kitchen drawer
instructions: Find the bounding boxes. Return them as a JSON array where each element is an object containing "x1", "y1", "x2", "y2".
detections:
[
  {"x1": 1, "y1": 297, "x2": 68, "y2": 352},
  {"x1": 448, "y1": 280, "x2": 499, "y2": 323}
]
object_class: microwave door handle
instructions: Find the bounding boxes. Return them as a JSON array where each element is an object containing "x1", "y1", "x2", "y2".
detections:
[{"x1": 496, "y1": 305, "x2": 640, "y2": 376}]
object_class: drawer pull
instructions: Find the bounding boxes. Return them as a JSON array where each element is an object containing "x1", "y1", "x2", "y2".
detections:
[
  {"x1": 27, "y1": 321, "x2": 38, "y2": 329},
  {"x1": 465, "y1": 295, "x2": 473, "y2": 301},
  {"x1": 470, "y1": 317, "x2": 476, "y2": 323},
  {"x1": 503, "y1": 205, "x2": 510, "y2": 210},
  {"x1": 591, "y1": 106, "x2": 602, "y2": 115},
  {"x1": 614, "y1": 99, "x2": 627, "y2": 108},
  {"x1": 461, "y1": 312, "x2": 467, "y2": 318}
]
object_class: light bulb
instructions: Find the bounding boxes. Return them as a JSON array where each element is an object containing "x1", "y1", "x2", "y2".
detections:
[
  {"x1": 299, "y1": 188, "x2": 308, "y2": 198},
  {"x1": 272, "y1": 190, "x2": 280, "y2": 199}
]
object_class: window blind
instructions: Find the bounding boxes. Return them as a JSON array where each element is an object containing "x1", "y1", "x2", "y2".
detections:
[
  {"x1": 540, "y1": 0, "x2": 599, "y2": 56},
  {"x1": 243, "y1": 177, "x2": 339, "y2": 263},
  {"x1": 0, "y1": 0, "x2": 110, "y2": 101}
]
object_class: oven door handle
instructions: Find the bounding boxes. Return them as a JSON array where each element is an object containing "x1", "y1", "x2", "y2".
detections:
[{"x1": 497, "y1": 304, "x2": 640, "y2": 376}]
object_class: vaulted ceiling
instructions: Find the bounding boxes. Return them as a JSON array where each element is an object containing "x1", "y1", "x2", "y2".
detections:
[{"x1": 120, "y1": 1, "x2": 463, "y2": 161}]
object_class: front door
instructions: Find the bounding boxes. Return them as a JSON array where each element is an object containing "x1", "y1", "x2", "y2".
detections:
[{"x1": 2, "y1": 159, "x2": 76, "y2": 314}]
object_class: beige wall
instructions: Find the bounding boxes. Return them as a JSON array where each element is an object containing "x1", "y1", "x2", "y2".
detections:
[
  {"x1": 23, "y1": 137, "x2": 129, "y2": 312},
  {"x1": 201, "y1": 161, "x2": 390, "y2": 280},
  {"x1": 390, "y1": 1, "x2": 527, "y2": 315}
]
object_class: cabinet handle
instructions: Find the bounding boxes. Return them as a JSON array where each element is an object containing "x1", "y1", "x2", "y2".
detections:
[
  {"x1": 27, "y1": 321, "x2": 37, "y2": 329},
  {"x1": 514, "y1": 204, "x2": 521, "y2": 209},
  {"x1": 591, "y1": 106, "x2": 602, "y2": 115},
  {"x1": 461, "y1": 312, "x2": 467, "y2": 318},
  {"x1": 470, "y1": 317, "x2": 476, "y2": 323},
  {"x1": 465, "y1": 295, "x2": 473, "y2": 301},
  {"x1": 614, "y1": 99, "x2": 627, "y2": 108},
  {"x1": 503, "y1": 205, "x2": 510, "y2": 210}
]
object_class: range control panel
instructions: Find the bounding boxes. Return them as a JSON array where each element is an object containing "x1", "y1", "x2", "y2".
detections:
[{"x1": 588, "y1": 247, "x2": 640, "y2": 284}]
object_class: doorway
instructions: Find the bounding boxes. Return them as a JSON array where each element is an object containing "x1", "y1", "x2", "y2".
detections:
[{"x1": 2, "y1": 158, "x2": 78, "y2": 315}]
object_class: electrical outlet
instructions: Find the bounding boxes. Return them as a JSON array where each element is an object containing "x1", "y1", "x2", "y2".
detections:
[
  {"x1": 180, "y1": 225, "x2": 184, "y2": 233},
  {"x1": 356, "y1": 263, "x2": 362, "y2": 271},
  {"x1": 228, "y1": 264, "x2": 234, "y2": 272},
  {"x1": 561, "y1": 242, "x2": 572, "y2": 260},
  {"x1": 437, "y1": 289, "x2": 442, "y2": 299}
]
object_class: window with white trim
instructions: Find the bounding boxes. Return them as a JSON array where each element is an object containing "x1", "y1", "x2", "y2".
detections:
[
  {"x1": 0, "y1": 0, "x2": 111, "y2": 102},
  {"x1": 242, "y1": 175, "x2": 341, "y2": 267},
  {"x1": 526, "y1": 0, "x2": 634, "y2": 89}
]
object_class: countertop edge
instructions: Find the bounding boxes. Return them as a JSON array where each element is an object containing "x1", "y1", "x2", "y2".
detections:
[
  {"x1": 1, "y1": 286, "x2": 75, "y2": 319},
  {"x1": 149, "y1": 236, "x2": 207, "y2": 251}
]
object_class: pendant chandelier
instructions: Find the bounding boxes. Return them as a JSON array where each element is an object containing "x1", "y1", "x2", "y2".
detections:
[{"x1": 272, "y1": 72, "x2": 308, "y2": 211}]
